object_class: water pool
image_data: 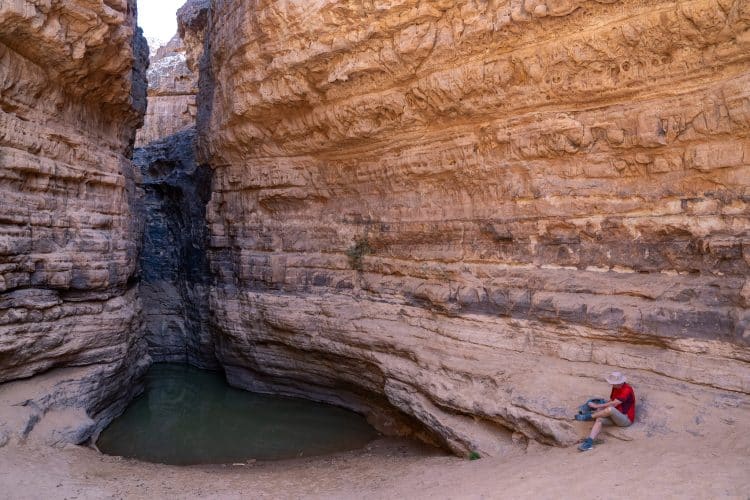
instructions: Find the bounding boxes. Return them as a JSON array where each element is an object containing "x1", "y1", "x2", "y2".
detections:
[{"x1": 97, "y1": 364, "x2": 379, "y2": 465}]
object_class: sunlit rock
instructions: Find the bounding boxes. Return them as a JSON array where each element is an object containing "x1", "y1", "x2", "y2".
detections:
[{"x1": 196, "y1": 0, "x2": 750, "y2": 456}]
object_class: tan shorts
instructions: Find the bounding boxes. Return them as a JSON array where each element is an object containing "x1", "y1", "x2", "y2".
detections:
[{"x1": 603, "y1": 407, "x2": 632, "y2": 427}]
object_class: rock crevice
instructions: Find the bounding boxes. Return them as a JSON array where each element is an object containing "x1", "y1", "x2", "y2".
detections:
[
  {"x1": 132, "y1": 0, "x2": 216, "y2": 370},
  {"x1": 135, "y1": 129, "x2": 216, "y2": 369}
]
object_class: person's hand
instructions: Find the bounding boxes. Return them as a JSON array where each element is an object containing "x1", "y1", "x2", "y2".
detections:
[{"x1": 588, "y1": 402, "x2": 600, "y2": 409}]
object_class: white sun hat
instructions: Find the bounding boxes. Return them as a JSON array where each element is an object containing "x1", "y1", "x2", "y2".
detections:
[{"x1": 605, "y1": 371, "x2": 627, "y2": 385}]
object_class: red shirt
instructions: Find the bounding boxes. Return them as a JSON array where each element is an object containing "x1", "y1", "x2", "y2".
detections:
[{"x1": 610, "y1": 383, "x2": 636, "y2": 423}]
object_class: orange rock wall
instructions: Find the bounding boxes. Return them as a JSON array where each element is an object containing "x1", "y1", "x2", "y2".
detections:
[{"x1": 197, "y1": 0, "x2": 750, "y2": 455}]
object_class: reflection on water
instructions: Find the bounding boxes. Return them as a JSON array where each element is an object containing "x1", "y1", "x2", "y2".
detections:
[{"x1": 97, "y1": 364, "x2": 379, "y2": 465}]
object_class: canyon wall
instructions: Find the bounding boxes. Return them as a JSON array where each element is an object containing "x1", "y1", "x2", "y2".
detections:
[
  {"x1": 0, "y1": 0, "x2": 148, "y2": 446},
  {"x1": 134, "y1": 0, "x2": 207, "y2": 147},
  {"x1": 198, "y1": 0, "x2": 750, "y2": 455}
]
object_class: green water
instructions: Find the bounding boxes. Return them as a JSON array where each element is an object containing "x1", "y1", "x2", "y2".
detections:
[{"x1": 97, "y1": 364, "x2": 379, "y2": 465}]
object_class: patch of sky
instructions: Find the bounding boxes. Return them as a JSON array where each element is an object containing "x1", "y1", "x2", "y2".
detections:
[{"x1": 137, "y1": 0, "x2": 186, "y2": 53}]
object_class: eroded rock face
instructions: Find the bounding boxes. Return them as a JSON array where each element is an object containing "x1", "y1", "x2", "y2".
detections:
[
  {"x1": 0, "y1": 0, "x2": 148, "y2": 445},
  {"x1": 135, "y1": 129, "x2": 216, "y2": 368},
  {"x1": 177, "y1": 0, "x2": 209, "y2": 71},
  {"x1": 198, "y1": 0, "x2": 750, "y2": 455},
  {"x1": 133, "y1": 0, "x2": 215, "y2": 369},
  {"x1": 135, "y1": 0, "x2": 209, "y2": 148}
]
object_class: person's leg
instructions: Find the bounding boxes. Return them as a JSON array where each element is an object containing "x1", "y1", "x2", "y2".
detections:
[
  {"x1": 589, "y1": 407, "x2": 614, "y2": 439},
  {"x1": 589, "y1": 418, "x2": 604, "y2": 440},
  {"x1": 608, "y1": 407, "x2": 632, "y2": 427},
  {"x1": 579, "y1": 407, "x2": 617, "y2": 451}
]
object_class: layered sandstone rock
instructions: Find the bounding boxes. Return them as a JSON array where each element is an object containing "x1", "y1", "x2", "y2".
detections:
[
  {"x1": 134, "y1": 0, "x2": 208, "y2": 148},
  {"x1": 0, "y1": 0, "x2": 148, "y2": 445},
  {"x1": 135, "y1": 35, "x2": 197, "y2": 146},
  {"x1": 198, "y1": 0, "x2": 750, "y2": 455}
]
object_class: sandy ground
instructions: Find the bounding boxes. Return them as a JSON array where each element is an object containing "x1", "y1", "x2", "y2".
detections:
[{"x1": 1, "y1": 423, "x2": 748, "y2": 500}]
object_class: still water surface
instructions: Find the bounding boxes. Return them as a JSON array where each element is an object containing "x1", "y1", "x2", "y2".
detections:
[{"x1": 97, "y1": 364, "x2": 379, "y2": 465}]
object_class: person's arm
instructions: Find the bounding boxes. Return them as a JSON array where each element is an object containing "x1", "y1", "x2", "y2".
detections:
[{"x1": 588, "y1": 399, "x2": 622, "y2": 409}]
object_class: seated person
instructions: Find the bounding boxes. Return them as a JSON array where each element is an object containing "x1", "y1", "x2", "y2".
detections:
[{"x1": 579, "y1": 371, "x2": 635, "y2": 451}]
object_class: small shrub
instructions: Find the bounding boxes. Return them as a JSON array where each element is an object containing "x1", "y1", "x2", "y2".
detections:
[
  {"x1": 346, "y1": 238, "x2": 371, "y2": 271},
  {"x1": 469, "y1": 451, "x2": 481, "y2": 460}
]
